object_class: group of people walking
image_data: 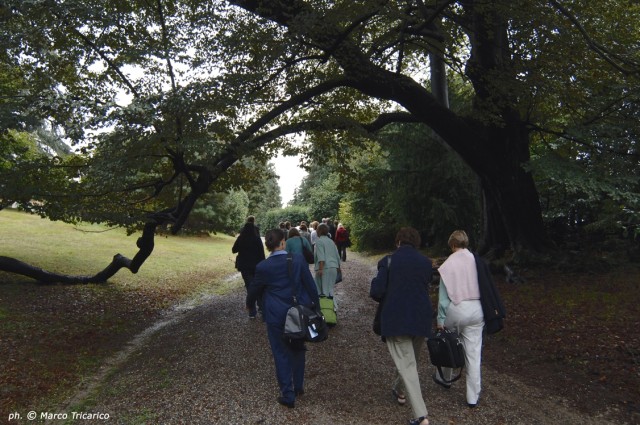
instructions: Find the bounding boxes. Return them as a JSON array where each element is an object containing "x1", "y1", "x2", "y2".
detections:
[
  {"x1": 233, "y1": 217, "x2": 492, "y2": 425},
  {"x1": 371, "y1": 227, "x2": 488, "y2": 425}
]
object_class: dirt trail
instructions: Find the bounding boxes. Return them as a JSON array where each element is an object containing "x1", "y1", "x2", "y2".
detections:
[{"x1": 59, "y1": 254, "x2": 618, "y2": 425}]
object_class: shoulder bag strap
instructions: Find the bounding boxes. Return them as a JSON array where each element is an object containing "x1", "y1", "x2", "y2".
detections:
[
  {"x1": 287, "y1": 253, "x2": 299, "y2": 305},
  {"x1": 287, "y1": 252, "x2": 317, "y2": 307}
]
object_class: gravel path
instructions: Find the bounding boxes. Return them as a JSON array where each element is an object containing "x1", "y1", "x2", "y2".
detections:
[{"x1": 78, "y1": 253, "x2": 617, "y2": 425}]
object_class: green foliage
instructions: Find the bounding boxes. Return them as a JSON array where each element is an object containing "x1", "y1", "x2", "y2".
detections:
[
  {"x1": 0, "y1": 129, "x2": 73, "y2": 210},
  {"x1": 291, "y1": 152, "x2": 347, "y2": 222},
  {"x1": 245, "y1": 161, "x2": 282, "y2": 214},
  {"x1": 291, "y1": 121, "x2": 482, "y2": 253},
  {"x1": 2, "y1": 0, "x2": 639, "y2": 257},
  {"x1": 258, "y1": 205, "x2": 311, "y2": 235},
  {"x1": 530, "y1": 143, "x2": 640, "y2": 246},
  {"x1": 304, "y1": 173, "x2": 343, "y2": 222},
  {"x1": 355, "y1": 128, "x2": 479, "y2": 251},
  {"x1": 187, "y1": 190, "x2": 249, "y2": 235}
]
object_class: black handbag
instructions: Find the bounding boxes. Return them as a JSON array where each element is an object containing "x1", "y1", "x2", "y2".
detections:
[
  {"x1": 372, "y1": 256, "x2": 391, "y2": 336},
  {"x1": 298, "y1": 237, "x2": 314, "y2": 264},
  {"x1": 284, "y1": 304, "x2": 328, "y2": 342},
  {"x1": 283, "y1": 254, "x2": 328, "y2": 343},
  {"x1": 372, "y1": 302, "x2": 383, "y2": 335},
  {"x1": 427, "y1": 329, "x2": 465, "y2": 383}
]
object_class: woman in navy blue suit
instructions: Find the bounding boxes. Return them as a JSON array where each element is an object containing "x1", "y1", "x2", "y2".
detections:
[
  {"x1": 246, "y1": 228, "x2": 320, "y2": 408},
  {"x1": 370, "y1": 227, "x2": 433, "y2": 425}
]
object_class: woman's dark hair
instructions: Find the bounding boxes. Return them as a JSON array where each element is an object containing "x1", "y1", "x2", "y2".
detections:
[
  {"x1": 288, "y1": 227, "x2": 301, "y2": 238},
  {"x1": 239, "y1": 221, "x2": 256, "y2": 237},
  {"x1": 395, "y1": 227, "x2": 421, "y2": 248},
  {"x1": 264, "y1": 228, "x2": 286, "y2": 251}
]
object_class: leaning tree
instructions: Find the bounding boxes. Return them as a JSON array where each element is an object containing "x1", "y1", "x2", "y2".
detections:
[{"x1": 1, "y1": 0, "x2": 638, "y2": 282}]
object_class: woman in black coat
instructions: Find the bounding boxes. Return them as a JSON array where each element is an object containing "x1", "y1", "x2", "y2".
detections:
[
  {"x1": 232, "y1": 216, "x2": 265, "y2": 318},
  {"x1": 370, "y1": 227, "x2": 433, "y2": 425}
]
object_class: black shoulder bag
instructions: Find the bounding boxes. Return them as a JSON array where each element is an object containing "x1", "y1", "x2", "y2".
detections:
[
  {"x1": 427, "y1": 329, "x2": 466, "y2": 383},
  {"x1": 372, "y1": 255, "x2": 391, "y2": 336},
  {"x1": 299, "y1": 237, "x2": 314, "y2": 264},
  {"x1": 283, "y1": 254, "x2": 328, "y2": 343}
]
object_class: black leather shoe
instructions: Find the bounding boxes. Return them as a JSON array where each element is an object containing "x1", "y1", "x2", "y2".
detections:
[
  {"x1": 432, "y1": 373, "x2": 451, "y2": 389},
  {"x1": 408, "y1": 416, "x2": 428, "y2": 425},
  {"x1": 277, "y1": 397, "x2": 295, "y2": 408}
]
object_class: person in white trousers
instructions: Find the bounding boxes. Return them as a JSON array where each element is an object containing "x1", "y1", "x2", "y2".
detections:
[{"x1": 433, "y1": 230, "x2": 485, "y2": 407}]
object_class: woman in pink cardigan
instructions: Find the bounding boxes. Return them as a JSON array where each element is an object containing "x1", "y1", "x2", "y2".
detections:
[{"x1": 433, "y1": 230, "x2": 485, "y2": 408}]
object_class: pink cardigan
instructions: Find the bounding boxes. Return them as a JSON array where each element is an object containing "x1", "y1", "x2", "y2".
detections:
[{"x1": 438, "y1": 248, "x2": 480, "y2": 304}]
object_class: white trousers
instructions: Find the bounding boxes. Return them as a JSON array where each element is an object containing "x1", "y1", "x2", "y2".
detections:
[{"x1": 439, "y1": 299, "x2": 484, "y2": 405}]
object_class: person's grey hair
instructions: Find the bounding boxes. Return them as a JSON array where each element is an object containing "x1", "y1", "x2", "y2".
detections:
[{"x1": 448, "y1": 230, "x2": 469, "y2": 249}]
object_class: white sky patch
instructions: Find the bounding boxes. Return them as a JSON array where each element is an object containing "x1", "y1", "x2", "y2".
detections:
[{"x1": 272, "y1": 152, "x2": 306, "y2": 207}]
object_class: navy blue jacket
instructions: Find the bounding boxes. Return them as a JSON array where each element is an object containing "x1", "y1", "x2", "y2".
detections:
[
  {"x1": 247, "y1": 252, "x2": 320, "y2": 327},
  {"x1": 370, "y1": 245, "x2": 433, "y2": 338}
]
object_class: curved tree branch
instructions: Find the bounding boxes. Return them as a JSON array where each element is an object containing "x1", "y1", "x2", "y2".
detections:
[
  {"x1": 549, "y1": 0, "x2": 640, "y2": 75},
  {"x1": 0, "y1": 219, "x2": 157, "y2": 284},
  {"x1": 528, "y1": 123, "x2": 640, "y2": 158},
  {"x1": 48, "y1": 8, "x2": 140, "y2": 97}
]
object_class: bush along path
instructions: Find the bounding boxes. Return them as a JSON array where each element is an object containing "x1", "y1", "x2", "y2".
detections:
[{"x1": 60, "y1": 253, "x2": 620, "y2": 425}]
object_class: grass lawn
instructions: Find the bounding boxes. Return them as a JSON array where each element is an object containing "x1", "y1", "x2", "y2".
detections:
[{"x1": 0, "y1": 210, "x2": 243, "y2": 415}]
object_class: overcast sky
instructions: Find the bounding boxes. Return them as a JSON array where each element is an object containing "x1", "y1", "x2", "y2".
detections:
[{"x1": 272, "y1": 153, "x2": 307, "y2": 207}]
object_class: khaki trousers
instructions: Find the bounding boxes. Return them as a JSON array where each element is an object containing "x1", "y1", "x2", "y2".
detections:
[{"x1": 386, "y1": 335, "x2": 428, "y2": 419}]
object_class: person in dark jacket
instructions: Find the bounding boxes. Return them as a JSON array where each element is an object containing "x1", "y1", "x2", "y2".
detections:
[
  {"x1": 370, "y1": 227, "x2": 433, "y2": 425},
  {"x1": 232, "y1": 216, "x2": 265, "y2": 318},
  {"x1": 246, "y1": 229, "x2": 320, "y2": 409}
]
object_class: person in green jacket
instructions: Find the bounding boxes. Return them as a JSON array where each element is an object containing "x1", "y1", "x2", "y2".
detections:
[{"x1": 313, "y1": 223, "x2": 341, "y2": 298}]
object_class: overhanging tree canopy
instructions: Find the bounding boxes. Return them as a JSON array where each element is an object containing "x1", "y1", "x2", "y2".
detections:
[
  {"x1": 222, "y1": 0, "x2": 639, "y2": 254},
  {"x1": 0, "y1": 0, "x2": 638, "y2": 282}
]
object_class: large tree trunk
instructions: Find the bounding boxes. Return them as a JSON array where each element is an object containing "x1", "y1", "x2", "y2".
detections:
[
  {"x1": 460, "y1": 0, "x2": 549, "y2": 254},
  {"x1": 479, "y1": 161, "x2": 548, "y2": 255},
  {"x1": 230, "y1": 0, "x2": 552, "y2": 255}
]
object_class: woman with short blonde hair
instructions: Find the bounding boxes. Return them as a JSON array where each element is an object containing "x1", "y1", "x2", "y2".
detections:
[
  {"x1": 435, "y1": 229, "x2": 484, "y2": 408},
  {"x1": 448, "y1": 230, "x2": 469, "y2": 250}
]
